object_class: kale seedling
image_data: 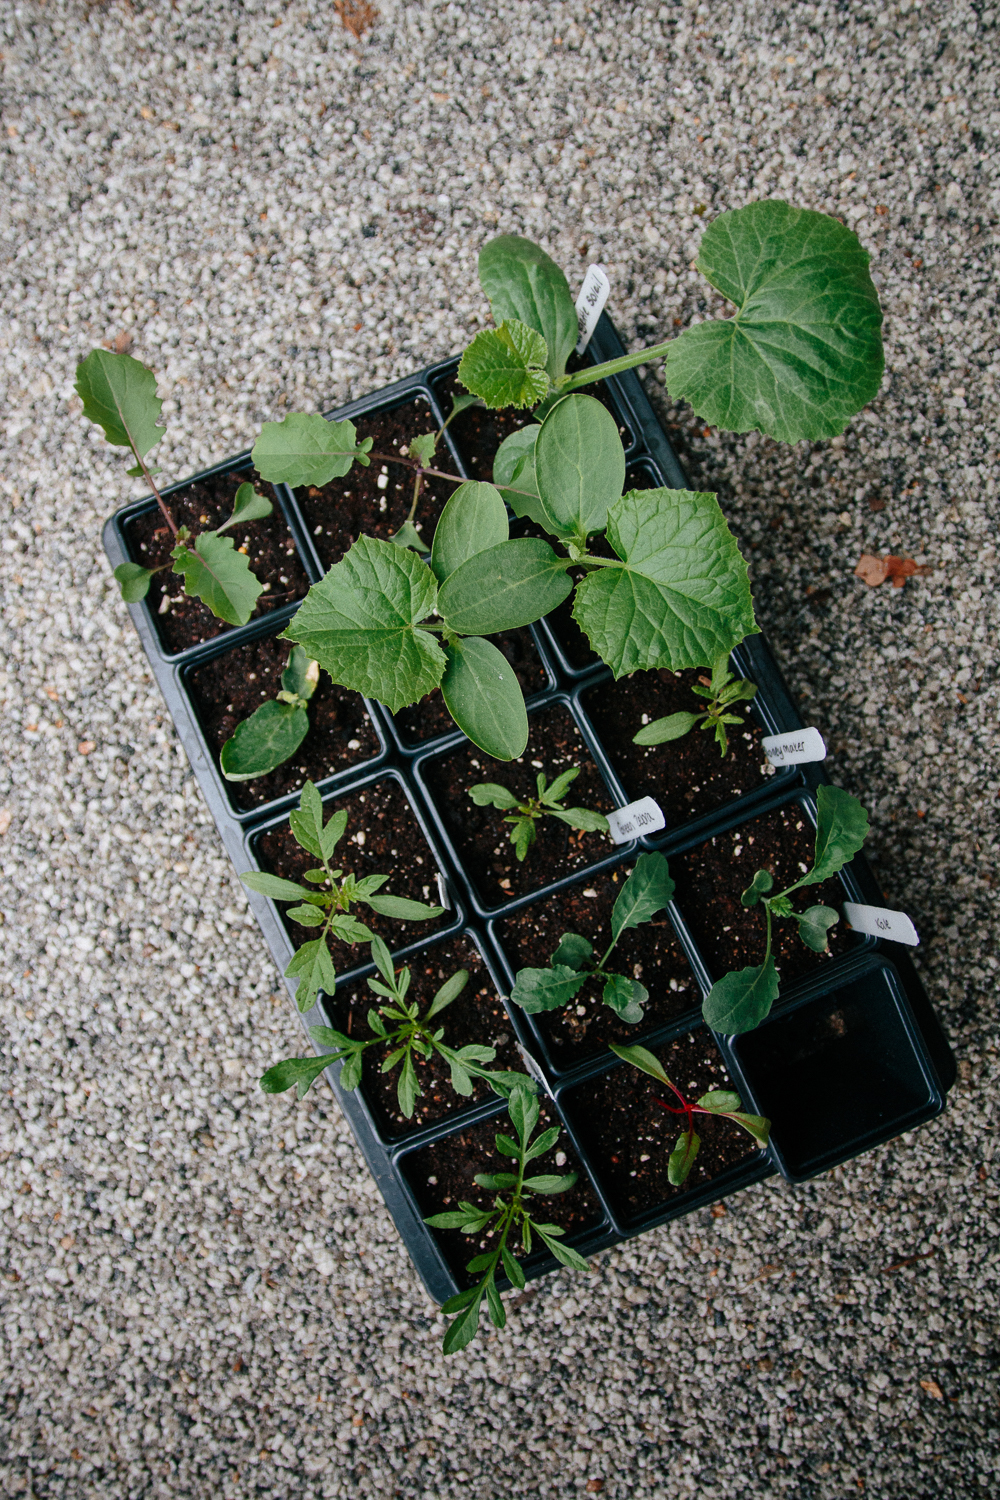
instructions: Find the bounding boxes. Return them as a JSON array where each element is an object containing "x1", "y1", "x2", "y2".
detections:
[
  {"x1": 469, "y1": 765, "x2": 609, "y2": 862},
  {"x1": 258, "y1": 936, "x2": 530, "y2": 1115},
  {"x1": 610, "y1": 1043, "x2": 770, "y2": 1185},
  {"x1": 240, "y1": 780, "x2": 443, "y2": 1012},
  {"x1": 220, "y1": 645, "x2": 320, "y2": 782},
  {"x1": 76, "y1": 350, "x2": 275, "y2": 624},
  {"x1": 511, "y1": 853, "x2": 674, "y2": 1024},
  {"x1": 425, "y1": 1084, "x2": 589, "y2": 1354},
  {"x1": 702, "y1": 786, "x2": 870, "y2": 1035},
  {"x1": 633, "y1": 656, "x2": 759, "y2": 758}
]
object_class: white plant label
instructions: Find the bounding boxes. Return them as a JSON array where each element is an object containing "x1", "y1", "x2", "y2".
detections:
[
  {"x1": 516, "y1": 1043, "x2": 554, "y2": 1097},
  {"x1": 761, "y1": 727, "x2": 827, "y2": 766},
  {"x1": 606, "y1": 796, "x2": 666, "y2": 845},
  {"x1": 575, "y1": 264, "x2": 611, "y2": 354},
  {"x1": 435, "y1": 872, "x2": 451, "y2": 910},
  {"x1": 843, "y1": 902, "x2": 920, "y2": 946}
]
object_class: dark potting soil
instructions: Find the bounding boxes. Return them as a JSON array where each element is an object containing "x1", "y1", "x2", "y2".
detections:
[
  {"x1": 126, "y1": 473, "x2": 309, "y2": 654},
  {"x1": 582, "y1": 668, "x2": 771, "y2": 825},
  {"x1": 253, "y1": 777, "x2": 448, "y2": 960},
  {"x1": 673, "y1": 803, "x2": 854, "y2": 983},
  {"x1": 496, "y1": 864, "x2": 698, "y2": 1063},
  {"x1": 566, "y1": 1028, "x2": 759, "y2": 1220},
  {"x1": 403, "y1": 1100, "x2": 603, "y2": 1285},
  {"x1": 393, "y1": 627, "x2": 549, "y2": 745},
  {"x1": 186, "y1": 632, "x2": 380, "y2": 812},
  {"x1": 297, "y1": 400, "x2": 456, "y2": 570},
  {"x1": 327, "y1": 933, "x2": 522, "y2": 1137},
  {"x1": 421, "y1": 705, "x2": 612, "y2": 906}
]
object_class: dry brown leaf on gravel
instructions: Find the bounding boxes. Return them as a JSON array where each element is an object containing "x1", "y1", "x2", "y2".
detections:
[
  {"x1": 920, "y1": 1379, "x2": 945, "y2": 1400},
  {"x1": 335, "y1": 0, "x2": 378, "y2": 39},
  {"x1": 855, "y1": 554, "x2": 932, "y2": 588}
]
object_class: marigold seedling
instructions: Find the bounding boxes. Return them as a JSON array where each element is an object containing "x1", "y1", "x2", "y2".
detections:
[
  {"x1": 239, "y1": 780, "x2": 443, "y2": 1013},
  {"x1": 469, "y1": 765, "x2": 609, "y2": 862},
  {"x1": 702, "y1": 786, "x2": 870, "y2": 1035},
  {"x1": 259, "y1": 936, "x2": 531, "y2": 1115},
  {"x1": 633, "y1": 656, "x2": 759, "y2": 758},
  {"x1": 425, "y1": 1083, "x2": 589, "y2": 1354},
  {"x1": 610, "y1": 1043, "x2": 770, "y2": 1185},
  {"x1": 511, "y1": 853, "x2": 674, "y2": 1024}
]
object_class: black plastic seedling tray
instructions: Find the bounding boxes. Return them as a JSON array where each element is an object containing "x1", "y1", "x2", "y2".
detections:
[{"x1": 103, "y1": 314, "x2": 955, "y2": 1304}]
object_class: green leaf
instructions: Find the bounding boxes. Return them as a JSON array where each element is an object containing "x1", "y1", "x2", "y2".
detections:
[
  {"x1": 338, "y1": 1049, "x2": 364, "y2": 1092},
  {"x1": 477, "y1": 235, "x2": 578, "y2": 381},
  {"x1": 320, "y1": 806, "x2": 348, "y2": 862},
  {"x1": 511, "y1": 964, "x2": 588, "y2": 1014},
  {"x1": 667, "y1": 1128, "x2": 701, "y2": 1187},
  {"x1": 485, "y1": 1071, "x2": 538, "y2": 1101},
  {"x1": 541, "y1": 767, "x2": 578, "y2": 803},
  {"x1": 437, "y1": 538, "x2": 572, "y2": 636},
  {"x1": 534, "y1": 1226, "x2": 590, "y2": 1272},
  {"x1": 458, "y1": 320, "x2": 550, "y2": 410},
  {"x1": 289, "y1": 781, "x2": 327, "y2": 858},
  {"x1": 602, "y1": 973, "x2": 648, "y2": 1023},
  {"x1": 609, "y1": 1042, "x2": 673, "y2": 1087},
  {"x1": 807, "y1": 785, "x2": 869, "y2": 884},
  {"x1": 442, "y1": 1286, "x2": 486, "y2": 1355},
  {"x1": 259, "y1": 1053, "x2": 338, "y2": 1097},
  {"x1": 425, "y1": 1210, "x2": 478, "y2": 1230},
  {"x1": 284, "y1": 938, "x2": 338, "y2": 1013},
  {"x1": 573, "y1": 488, "x2": 758, "y2": 676},
  {"x1": 728, "y1": 1111, "x2": 771, "y2": 1147},
  {"x1": 493, "y1": 426, "x2": 546, "y2": 525},
  {"x1": 510, "y1": 817, "x2": 535, "y2": 862},
  {"x1": 485, "y1": 1276, "x2": 506, "y2": 1329},
  {"x1": 697, "y1": 1089, "x2": 743, "y2": 1113},
  {"x1": 220, "y1": 700, "x2": 309, "y2": 782},
  {"x1": 364, "y1": 893, "x2": 443, "y2": 921},
  {"x1": 550, "y1": 933, "x2": 593, "y2": 971},
  {"x1": 283, "y1": 535, "x2": 446, "y2": 715},
  {"x1": 441, "y1": 635, "x2": 530, "y2": 762},
  {"x1": 741, "y1": 869, "x2": 774, "y2": 908},
  {"x1": 549, "y1": 807, "x2": 610, "y2": 834},
  {"x1": 286, "y1": 903, "x2": 326, "y2": 928},
  {"x1": 534, "y1": 394, "x2": 625, "y2": 542},
  {"x1": 368, "y1": 934, "x2": 395, "y2": 986},
  {"x1": 430, "y1": 482, "x2": 508, "y2": 584},
  {"x1": 474, "y1": 1172, "x2": 519, "y2": 1191},
  {"x1": 664, "y1": 201, "x2": 884, "y2": 443},
  {"x1": 702, "y1": 957, "x2": 779, "y2": 1035},
  {"x1": 633, "y1": 710, "x2": 702, "y2": 746},
  {"x1": 170, "y1": 531, "x2": 264, "y2": 627},
  {"x1": 523, "y1": 1125, "x2": 562, "y2": 1162},
  {"x1": 113, "y1": 562, "x2": 155, "y2": 603},
  {"x1": 240, "y1": 871, "x2": 316, "y2": 902},
  {"x1": 795, "y1": 904, "x2": 840, "y2": 952},
  {"x1": 389, "y1": 519, "x2": 429, "y2": 554},
  {"x1": 251, "y1": 413, "x2": 371, "y2": 488},
  {"x1": 75, "y1": 349, "x2": 164, "y2": 459},
  {"x1": 425, "y1": 968, "x2": 469, "y2": 1019},
  {"x1": 328, "y1": 913, "x2": 375, "y2": 944},
  {"x1": 397, "y1": 1053, "x2": 420, "y2": 1117},
  {"x1": 501, "y1": 1244, "x2": 526, "y2": 1290},
  {"x1": 441, "y1": 1284, "x2": 483, "y2": 1311},
  {"x1": 507, "y1": 1085, "x2": 540, "y2": 1145},
  {"x1": 469, "y1": 782, "x2": 520, "y2": 811},
  {"x1": 281, "y1": 645, "x2": 320, "y2": 701},
  {"x1": 215, "y1": 481, "x2": 273, "y2": 533},
  {"x1": 610, "y1": 853, "x2": 675, "y2": 941},
  {"x1": 406, "y1": 431, "x2": 438, "y2": 466}
]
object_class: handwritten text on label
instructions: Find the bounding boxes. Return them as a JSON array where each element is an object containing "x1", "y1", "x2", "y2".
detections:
[
  {"x1": 606, "y1": 796, "x2": 666, "y2": 845},
  {"x1": 761, "y1": 726, "x2": 828, "y2": 766},
  {"x1": 843, "y1": 902, "x2": 920, "y2": 946},
  {"x1": 575, "y1": 265, "x2": 611, "y2": 354}
]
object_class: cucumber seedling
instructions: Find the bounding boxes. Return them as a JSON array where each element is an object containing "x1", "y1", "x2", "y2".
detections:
[
  {"x1": 633, "y1": 657, "x2": 759, "y2": 758},
  {"x1": 511, "y1": 853, "x2": 674, "y2": 1024},
  {"x1": 240, "y1": 781, "x2": 443, "y2": 1013},
  {"x1": 219, "y1": 645, "x2": 320, "y2": 782},
  {"x1": 469, "y1": 765, "x2": 609, "y2": 862}
]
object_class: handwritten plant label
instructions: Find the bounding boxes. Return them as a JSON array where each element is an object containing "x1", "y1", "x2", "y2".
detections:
[
  {"x1": 435, "y1": 872, "x2": 451, "y2": 910},
  {"x1": 575, "y1": 264, "x2": 611, "y2": 354},
  {"x1": 516, "y1": 1042, "x2": 554, "y2": 1097},
  {"x1": 843, "y1": 902, "x2": 920, "y2": 946},
  {"x1": 761, "y1": 727, "x2": 827, "y2": 766},
  {"x1": 606, "y1": 796, "x2": 666, "y2": 845}
]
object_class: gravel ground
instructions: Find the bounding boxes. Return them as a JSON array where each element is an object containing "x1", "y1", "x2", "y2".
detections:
[{"x1": 1, "y1": 2, "x2": 998, "y2": 1496}]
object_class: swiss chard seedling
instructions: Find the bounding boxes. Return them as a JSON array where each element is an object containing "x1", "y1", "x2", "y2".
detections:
[
  {"x1": 610, "y1": 1043, "x2": 770, "y2": 1185},
  {"x1": 240, "y1": 781, "x2": 443, "y2": 1012},
  {"x1": 702, "y1": 786, "x2": 870, "y2": 1035},
  {"x1": 469, "y1": 765, "x2": 609, "y2": 862},
  {"x1": 633, "y1": 657, "x2": 759, "y2": 758},
  {"x1": 219, "y1": 645, "x2": 320, "y2": 782},
  {"x1": 425, "y1": 1083, "x2": 589, "y2": 1354},
  {"x1": 511, "y1": 853, "x2": 674, "y2": 1024},
  {"x1": 77, "y1": 350, "x2": 275, "y2": 624},
  {"x1": 258, "y1": 936, "x2": 530, "y2": 1116}
]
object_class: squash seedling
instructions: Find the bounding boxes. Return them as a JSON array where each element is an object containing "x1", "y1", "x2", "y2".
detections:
[
  {"x1": 511, "y1": 853, "x2": 674, "y2": 1024},
  {"x1": 239, "y1": 781, "x2": 443, "y2": 1013},
  {"x1": 425, "y1": 1083, "x2": 589, "y2": 1355},
  {"x1": 633, "y1": 657, "x2": 759, "y2": 758},
  {"x1": 610, "y1": 1043, "x2": 770, "y2": 1185},
  {"x1": 258, "y1": 936, "x2": 531, "y2": 1115},
  {"x1": 702, "y1": 786, "x2": 870, "y2": 1035},
  {"x1": 469, "y1": 765, "x2": 609, "y2": 862},
  {"x1": 219, "y1": 646, "x2": 320, "y2": 782}
]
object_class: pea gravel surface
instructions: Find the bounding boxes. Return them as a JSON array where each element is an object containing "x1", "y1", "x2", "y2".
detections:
[{"x1": 1, "y1": 3, "x2": 998, "y2": 1497}]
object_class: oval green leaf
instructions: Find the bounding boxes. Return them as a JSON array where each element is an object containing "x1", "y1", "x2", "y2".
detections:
[
  {"x1": 220, "y1": 700, "x2": 310, "y2": 782},
  {"x1": 534, "y1": 394, "x2": 625, "y2": 541},
  {"x1": 437, "y1": 538, "x2": 571, "y2": 636},
  {"x1": 702, "y1": 957, "x2": 780, "y2": 1035},
  {"x1": 430, "y1": 482, "x2": 508, "y2": 584},
  {"x1": 440, "y1": 636, "x2": 529, "y2": 761},
  {"x1": 478, "y1": 235, "x2": 578, "y2": 381},
  {"x1": 75, "y1": 349, "x2": 164, "y2": 458},
  {"x1": 252, "y1": 412, "x2": 371, "y2": 488}
]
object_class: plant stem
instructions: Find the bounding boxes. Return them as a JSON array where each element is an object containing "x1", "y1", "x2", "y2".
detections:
[
  {"x1": 130, "y1": 443, "x2": 178, "y2": 538},
  {"x1": 556, "y1": 338, "x2": 676, "y2": 395},
  {"x1": 365, "y1": 450, "x2": 540, "y2": 504}
]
